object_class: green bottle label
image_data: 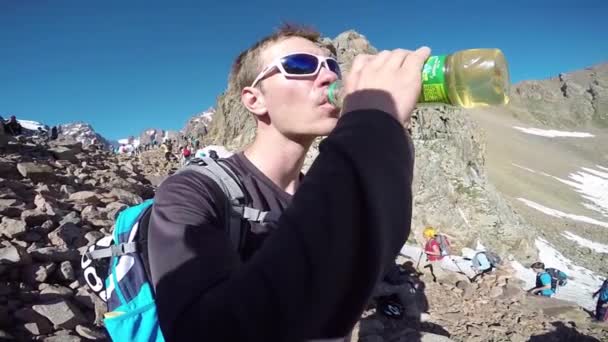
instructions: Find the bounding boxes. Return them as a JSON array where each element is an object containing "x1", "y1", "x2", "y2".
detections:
[{"x1": 420, "y1": 55, "x2": 449, "y2": 104}]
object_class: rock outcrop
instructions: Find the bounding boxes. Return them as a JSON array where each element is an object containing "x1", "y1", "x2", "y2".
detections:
[
  {"x1": 58, "y1": 122, "x2": 112, "y2": 150},
  {"x1": 509, "y1": 63, "x2": 608, "y2": 129}
]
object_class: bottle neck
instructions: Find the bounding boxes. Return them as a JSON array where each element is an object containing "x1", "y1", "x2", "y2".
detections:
[{"x1": 327, "y1": 81, "x2": 342, "y2": 107}]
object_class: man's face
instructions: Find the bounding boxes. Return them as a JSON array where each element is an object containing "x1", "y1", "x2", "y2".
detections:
[
  {"x1": 533, "y1": 268, "x2": 543, "y2": 274},
  {"x1": 255, "y1": 37, "x2": 340, "y2": 140}
]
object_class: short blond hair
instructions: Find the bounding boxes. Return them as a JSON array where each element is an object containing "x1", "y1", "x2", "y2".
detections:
[{"x1": 228, "y1": 23, "x2": 334, "y2": 92}]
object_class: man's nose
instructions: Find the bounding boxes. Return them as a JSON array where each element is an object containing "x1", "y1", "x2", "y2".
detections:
[{"x1": 315, "y1": 65, "x2": 339, "y2": 87}]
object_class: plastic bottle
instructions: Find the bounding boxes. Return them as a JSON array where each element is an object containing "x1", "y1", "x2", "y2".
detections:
[{"x1": 327, "y1": 48, "x2": 510, "y2": 109}]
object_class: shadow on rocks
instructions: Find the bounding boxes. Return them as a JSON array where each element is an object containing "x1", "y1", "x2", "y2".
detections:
[
  {"x1": 528, "y1": 321, "x2": 601, "y2": 342},
  {"x1": 356, "y1": 261, "x2": 451, "y2": 342}
]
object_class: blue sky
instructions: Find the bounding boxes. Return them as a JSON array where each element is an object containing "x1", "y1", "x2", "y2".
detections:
[{"x1": 2, "y1": 0, "x2": 607, "y2": 140}]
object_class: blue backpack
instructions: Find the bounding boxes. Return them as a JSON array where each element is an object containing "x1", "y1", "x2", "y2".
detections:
[
  {"x1": 80, "y1": 157, "x2": 272, "y2": 341},
  {"x1": 598, "y1": 280, "x2": 608, "y2": 302},
  {"x1": 545, "y1": 268, "x2": 568, "y2": 291}
]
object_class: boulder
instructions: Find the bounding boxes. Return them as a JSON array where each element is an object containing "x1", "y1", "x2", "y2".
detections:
[
  {"x1": 0, "y1": 244, "x2": 31, "y2": 265},
  {"x1": 0, "y1": 217, "x2": 27, "y2": 239},
  {"x1": 29, "y1": 246, "x2": 80, "y2": 262},
  {"x1": 75, "y1": 325, "x2": 107, "y2": 340},
  {"x1": 14, "y1": 307, "x2": 53, "y2": 335},
  {"x1": 80, "y1": 206, "x2": 107, "y2": 223},
  {"x1": 69, "y1": 191, "x2": 100, "y2": 204},
  {"x1": 22, "y1": 262, "x2": 57, "y2": 284},
  {"x1": 57, "y1": 261, "x2": 76, "y2": 282},
  {"x1": 420, "y1": 333, "x2": 455, "y2": 342},
  {"x1": 32, "y1": 299, "x2": 86, "y2": 330},
  {"x1": 108, "y1": 188, "x2": 142, "y2": 206},
  {"x1": 48, "y1": 146, "x2": 79, "y2": 161},
  {"x1": 34, "y1": 194, "x2": 57, "y2": 215},
  {"x1": 48, "y1": 223, "x2": 87, "y2": 248},
  {"x1": 43, "y1": 334, "x2": 83, "y2": 342},
  {"x1": 60, "y1": 211, "x2": 82, "y2": 226},
  {"x1": 16, "y1": 162, "x2": 55, "y2": 182},
  {"x1": 104, "y1": 202, "x2": 128, "y2": 221},
  {"x1": 21, "y1": 209, "x2": 50, "y2": 227},
  {"x1": 0, "y1": 198, "x2": 24, "y2": 217},
  {"x1": 39, "y1": 284, "x2": 74, "y2": 300}
]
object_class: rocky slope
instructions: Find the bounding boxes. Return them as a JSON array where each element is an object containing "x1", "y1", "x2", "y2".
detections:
[
  {"x1": 182, "y1": 107, "x2": 214, "y2": 140},
  {"x1": 356, "y1": 256, "x2": 608, "y2": 342},
  {"x1": 0, "y1": 138, "x2": 178, "y2": 340}
]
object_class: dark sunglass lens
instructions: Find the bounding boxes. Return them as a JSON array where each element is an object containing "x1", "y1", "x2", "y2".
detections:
[
  {"x1": 281, "y1": 54, "x2": 319, "y2": 74},
  {"x1": 327, "y1": 59, "x2": 342, "y2": 78}
]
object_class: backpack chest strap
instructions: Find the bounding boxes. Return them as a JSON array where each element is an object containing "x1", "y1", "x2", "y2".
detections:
[
  {"x1": 86, "y1": 242, "x2": 139, "y2": 260},
  {"x1": 236, "y1": 206, "x2": 269, "y2": 224}
]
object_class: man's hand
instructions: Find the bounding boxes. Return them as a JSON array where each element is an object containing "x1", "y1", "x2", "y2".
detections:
[{"x1": 342, "y1": 47, "x2": 432, "y2": 125}]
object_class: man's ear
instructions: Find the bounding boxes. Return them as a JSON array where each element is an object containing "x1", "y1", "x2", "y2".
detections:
[{"x1": 242, "y1": 86, "x2": 268, "y2": 118}]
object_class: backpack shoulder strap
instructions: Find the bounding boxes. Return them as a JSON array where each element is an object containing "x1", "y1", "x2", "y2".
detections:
[
  {"x1": 181, "y1": 157, "x2": 245, "y2": 202},
  {"x1": 180, "y1": 157, "x2": 271, "y2": 252},
  {"x1": 180, "y1": 158, "x2": 246, "y2": 250}
]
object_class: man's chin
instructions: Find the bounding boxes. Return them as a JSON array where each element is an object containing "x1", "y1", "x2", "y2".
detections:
[{"x1": 316, "y1": 118, "x2": 339, "y2": 136}]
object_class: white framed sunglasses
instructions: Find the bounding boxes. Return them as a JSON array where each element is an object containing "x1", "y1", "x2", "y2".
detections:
[{"x1": 250, "y1": 52, "x2": 341, "y2": 87}]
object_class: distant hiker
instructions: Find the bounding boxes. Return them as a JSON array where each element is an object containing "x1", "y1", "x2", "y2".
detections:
[
  {"x1": 5, "y1": 115, "x2": 22, "y2": 136},
  {"x1": 466, "y1": 249, "x2": 501, "y2": 281},
  {"x1": 37, "y1": 127, "x2": 48, "y2": 139},
  {"x1": 528, "y1": 262, "x2": 568, "y2": 297},
  {"x1": 423, "y1": 226, "x2": 451, "y2": 261},
  {"x1": 181, "y1": 145, "x2": 192, "y2": 165},
  {"x1": 161, "y1": 141, "x2": 172, "y2": 161},
  {"x1": 592, "y1": 278, "x2": 608, "y2": 321},
  {"x1": 50, "y1": 126, "x2": 58, "y2": 140},
  {"x1": 421, "y1": 227, "x2": 480, "y2": 280}
]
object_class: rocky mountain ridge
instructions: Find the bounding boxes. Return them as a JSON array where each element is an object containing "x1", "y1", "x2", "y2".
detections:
[{"x1": 57, "y1": 122, "x2": 113, "y2": 149}]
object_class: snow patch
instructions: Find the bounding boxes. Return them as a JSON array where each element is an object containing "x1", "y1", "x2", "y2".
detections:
[
  {"x1": 552, "y1": 167, "x2": 608, "y2": 217},
  {"x1": 17, "y1": 119, "x2": 45, "y2": 131},
  {"x1": 562, "y1": 231, "x2": 608, "y2": 254},
  {"x1": 512, "y1": 126, "x2": 594, "y2": 138},
  {"x1": 512, "y1": 163, "x2": 608, "y2": 219},
  {"x1": 517, "y1": 198, "x2": 608, "y2": 228}
]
